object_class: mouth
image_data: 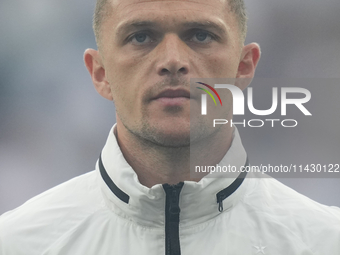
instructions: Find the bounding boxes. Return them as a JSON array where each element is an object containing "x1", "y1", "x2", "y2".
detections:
[
  {"x1": 153, "y1": 89, "x2": 191, "y2": 100},
  {"x1": 151, "y1": 89, "x2": 191, "y2": 106}
]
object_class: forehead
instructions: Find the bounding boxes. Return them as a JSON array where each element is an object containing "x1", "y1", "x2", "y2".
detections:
[
  {"x1": 107, "y1": 0, "x2": 236, "y2": 32},
  {"x1": 112, "y1": 0, "x2": 227, "y2": 9},
  {"x1": 112, "y1": 0, "x2": 227, "y2": 11}
]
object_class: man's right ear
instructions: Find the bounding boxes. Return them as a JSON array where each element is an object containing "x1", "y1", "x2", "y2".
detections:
[{"x1": 84, "y1": 49, "x2": 113, "y2": 101}]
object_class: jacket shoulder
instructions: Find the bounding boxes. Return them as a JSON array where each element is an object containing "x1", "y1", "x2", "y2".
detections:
[
  {"x1": 0, "y1": 171, "x2": 104, "y2": 254},
  {"x1": 244, "y1": 176, "x2": 340, "y2": 253}
]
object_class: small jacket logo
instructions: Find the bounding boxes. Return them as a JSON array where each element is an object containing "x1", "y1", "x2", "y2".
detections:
[{"x1": 253, "y1": 243, "x2": 266, "y2": 254}]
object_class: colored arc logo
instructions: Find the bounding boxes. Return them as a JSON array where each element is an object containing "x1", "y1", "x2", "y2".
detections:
[{"x1": 196, "y1": 82, "x2": 223, "y2": 106}]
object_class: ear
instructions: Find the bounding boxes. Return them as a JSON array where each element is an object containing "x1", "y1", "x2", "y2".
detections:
[
  {"x1": 235, "y1": 43, "x2": 261, "y2": 90},
  {"x1": 84, "y1": 49, "x2": 113, "y2": 101}
]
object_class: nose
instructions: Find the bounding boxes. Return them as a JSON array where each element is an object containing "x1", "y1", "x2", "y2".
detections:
[{"x1": 155, "y1": 34, "x2": 190, "y2": 77}]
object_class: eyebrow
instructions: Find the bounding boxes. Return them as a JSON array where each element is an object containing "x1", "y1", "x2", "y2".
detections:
[
  {"x1": 181, "y1": 21, "x2": 227, "y2": 35},
  {"x1": 116, "y1": 21, "x2": 159, "y2": 36},
  {"x1": 116, "y1": 20, "x2": 227, "y2": 36}
]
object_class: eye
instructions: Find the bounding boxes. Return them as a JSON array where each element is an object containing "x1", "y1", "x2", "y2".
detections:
[
  {"x1": 191, "y1": 31, "x2": 213, "y2": 44},
  {"x1": 130, "y1": 33, "x2": 152, "y2": 45}
]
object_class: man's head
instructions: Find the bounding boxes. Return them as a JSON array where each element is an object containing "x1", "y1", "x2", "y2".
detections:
[{"x1": 84, "y1": 0, "x2": 260, "y2": 148}]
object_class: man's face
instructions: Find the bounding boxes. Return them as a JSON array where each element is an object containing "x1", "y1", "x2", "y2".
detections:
[{"x1": 98, "y1": 0, "x2": 245, "y2": 147}]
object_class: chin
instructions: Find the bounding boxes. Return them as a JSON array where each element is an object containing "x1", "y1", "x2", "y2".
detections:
[
  {"x1": 144, "y1": 125, "x2": 191, "y2": 148},
  {"x1": 141, "y1": 118, "x2": 217, "y2": 148},
  {"x1": 125, "y1": 116, "x2": 215, "y2": 148}
]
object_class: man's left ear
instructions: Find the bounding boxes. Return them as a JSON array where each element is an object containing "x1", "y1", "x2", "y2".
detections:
[{"x1": 235, "y1": 43, "x2": 261, "y2": 90}]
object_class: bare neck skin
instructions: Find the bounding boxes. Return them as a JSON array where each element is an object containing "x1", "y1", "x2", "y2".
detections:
[{"x1": 115, "y1": 119, "x2": 233, "y2": 188}]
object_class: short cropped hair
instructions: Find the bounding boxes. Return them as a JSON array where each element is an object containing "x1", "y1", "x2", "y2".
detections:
[
  {"x1": 228, "y1": 0, "x2": 247, "y2": 41},
  {"x1": 93, "y1": 0, "x2": 247, "y2": 48}
]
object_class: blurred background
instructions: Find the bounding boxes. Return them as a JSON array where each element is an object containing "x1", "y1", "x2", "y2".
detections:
[{"x1": 0, "y1": 0, "x2": 339, "y2": 214}]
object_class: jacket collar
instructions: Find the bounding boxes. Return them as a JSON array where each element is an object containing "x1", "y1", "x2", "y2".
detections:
[{"x1": 96, "y1": 124, "x2": 250, "y2": 227}]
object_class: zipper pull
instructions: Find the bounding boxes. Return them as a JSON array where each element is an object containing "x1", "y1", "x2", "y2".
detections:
[
  {"x1": 217, "y1": 193, "x2": 224, "y2": 212},
  {"x1": 215, "y1": 162, "x2": 249, "y2": 213},
  {"x1": 169, "y1": 189, "x2": 181, "y2": 215},
  {"x1": 163, "y1": 182, "x2": 184, "y2": 216}
]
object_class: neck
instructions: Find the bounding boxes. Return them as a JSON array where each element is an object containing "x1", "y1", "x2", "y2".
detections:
[{"x1": 115, "y1": 122, "x2": 233, "y2": 188}]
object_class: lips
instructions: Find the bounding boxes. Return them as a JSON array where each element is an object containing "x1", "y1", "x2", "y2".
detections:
[{"x1": 153, "y1": 89, "x2": 190, "y2": 100}]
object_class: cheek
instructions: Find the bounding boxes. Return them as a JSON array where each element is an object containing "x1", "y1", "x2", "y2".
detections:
[
  {"x1": 198, "y1": 44, "x2": 240, "y2": 78},
  {"x1": 206, "y1": 55, "x2": 239, "y2": 77},
  {"x1": 108, "y1": 53, "x2": 139, "y2": 83},
  {"x1": 106, "y1": 55, "x2": 147, "y2": 116}
]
